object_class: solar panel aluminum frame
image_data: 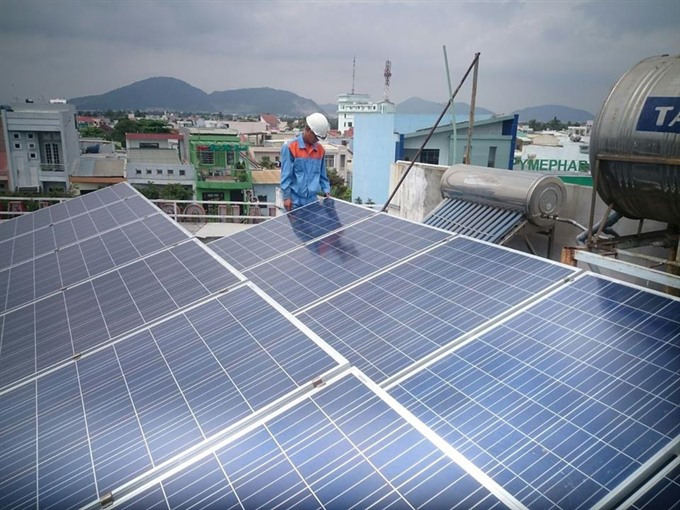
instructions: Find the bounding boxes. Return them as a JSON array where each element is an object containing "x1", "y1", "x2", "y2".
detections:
[
  {"x1": 81, "y1": 367, "x2": 526, "y2": 510},
  {"x1": 0, "y1": 238, "x2": 248, "y2": 395},
  {"x1": 75, "y1": 344, "x2": 350, "y2": 510},
  {"x1": 290, "y1": 227, "x2": 458, "y2": 317},
  {"x1": 379, "y1": 264, "x2": 585, "y2": 391},
  {"x1": 383, "y1": 270, "x2": 680, "y2": 510},
  {"x1": 594, "y1": 437, "x2": 680, "y2": 510}
]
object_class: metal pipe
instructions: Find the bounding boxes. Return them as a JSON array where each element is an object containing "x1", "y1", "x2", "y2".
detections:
[
  {"x1": 442, "y1": 45, "x2": 457, "y2": 166},
  {"x1": 465, "y1": 57, "x2": 479, "y2": 164},
  {"x1": 577, "y1": 209, "x2": 622, "y2": 246},
  {"x1": 381, "y1": 52, "x2": 481, "y2": 213}
]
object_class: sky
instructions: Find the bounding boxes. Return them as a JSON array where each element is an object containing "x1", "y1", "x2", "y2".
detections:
[{"x1": 1, "y1": 0, "x2": 678, "y2": 115}]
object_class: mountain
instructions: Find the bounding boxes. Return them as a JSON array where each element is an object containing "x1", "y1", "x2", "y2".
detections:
[
  {"x1": 512, "y1": 104, "x2": 595, "y2": 123},
  {"x1": 208, "y1": 87, "x2": 322, "y2": 117},
  {"x1": 397, "y1": 97, "x2": 495, "y2": 116},
  {"x1": 70, "y1": 78, "x2": 324, "y2": 116},
  {"x1": 319, "y1": 103, "x2": 337, "y2": 117},
  {"x1": 70, "y1": 77, "x2": 215, "y2": 112}
]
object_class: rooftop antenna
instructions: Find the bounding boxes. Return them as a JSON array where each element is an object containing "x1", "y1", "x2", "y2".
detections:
[
  {"x1": 351, "y1": 56, "x2": 356, "y2": 94},
  {"x1": 383, "y1": 60, "x2": 392, "y2": 101}
]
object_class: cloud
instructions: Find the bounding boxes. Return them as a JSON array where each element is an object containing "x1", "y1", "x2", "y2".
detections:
[{"x1": 1, "y1": 0, "x2": 678, "y2": 114}]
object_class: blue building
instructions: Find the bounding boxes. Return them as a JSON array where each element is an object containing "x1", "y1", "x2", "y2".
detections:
[{"x1": 351, "y1": 113, "x2": 518, "y2": 204}]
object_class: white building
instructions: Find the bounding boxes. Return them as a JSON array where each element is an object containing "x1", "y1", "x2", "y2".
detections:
[
  {"x1": 1, "y1": 102, "x2": 81, "y2": 193},
  {"x1": 337, "y1": 92, "x2": 396, "y2": 134}
]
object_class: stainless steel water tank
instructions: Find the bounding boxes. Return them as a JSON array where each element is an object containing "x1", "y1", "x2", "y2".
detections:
[
  {"x1": 590, "y1": 54, "x2": 680, "y2": 225},
  {"x1": 440, "y1": 164, "x2": 566, "y2": 227}
]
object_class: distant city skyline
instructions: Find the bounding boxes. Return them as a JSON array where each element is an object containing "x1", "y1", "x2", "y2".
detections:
[{"x1": 1, "y1": 0, "x2": 678, "y2": 115}]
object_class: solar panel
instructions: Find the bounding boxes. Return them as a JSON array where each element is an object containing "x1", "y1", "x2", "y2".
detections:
[
  {"x1": 95, "y1": 372, "x2": 511, "y2": 510},
  {"x1": 0, "y1": 195, "x2": 172, "y2": 272},
  {"x1": 298, "y1": 236, "x2": 576, "y2": 382},
  {"x1": 208, "y1": 197, "x2": 375, "y2": 271},
  {"x1": 245, "y1": 212, "x2": 453, "y2": 312},
  {"x1": 387, "y1": 273, "x2": 680, "y2": 509},
  {"x1": 0, "y1": 239, "x2": 241, "y2": 390},
  {"x1": 0, "y1": 283, "x2": 343, "y2": 510},
  {"x1": 1, "y1": 214, "x2": 191, "y2": 314},
  {"x1": 3, "y1": 183, "x2": 679, "y2": 508}
]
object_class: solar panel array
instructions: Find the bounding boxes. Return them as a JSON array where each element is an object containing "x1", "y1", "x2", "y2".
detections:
[{"x1": 2, "y1": 185, "x2": 679, "y2": 509}]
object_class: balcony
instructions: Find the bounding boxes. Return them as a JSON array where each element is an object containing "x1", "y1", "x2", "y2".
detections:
[{"x1": 40, "y1": 163, "x2": 65, "y2": 172}]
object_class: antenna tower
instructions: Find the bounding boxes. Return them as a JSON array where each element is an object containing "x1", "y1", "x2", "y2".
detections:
[
  {"x1": 351, "y1": 56, "x2": 356, "y2": 94},
  {"x1": 383, "y1": 60, "x2": 392, "y2": 101}
]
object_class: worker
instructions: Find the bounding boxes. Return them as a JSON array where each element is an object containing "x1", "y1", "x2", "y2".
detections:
[{"x1": 280, "y1": 112, "x2": 331, "y2": 211}]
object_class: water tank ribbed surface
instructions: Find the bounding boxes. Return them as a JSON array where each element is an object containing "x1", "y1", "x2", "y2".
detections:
[{"x1": 590, "y1": 54, "x2": 680, "y2": 225}]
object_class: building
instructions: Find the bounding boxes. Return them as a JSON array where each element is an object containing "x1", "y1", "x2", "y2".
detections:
[
  {"x1": 125, "y1": 133, "x2": 195, "y2": 196},
  {"x1": 351, "y1": 112, "x2": 510, "y2": 204},
  {"x1": 0, "y1": 115, "x2": 9, "y2": 192},
  {"x1": 72, "y1": 138, "x2": 125, "y2": 192},
  {"x1": 181, "y1": 128, "x2": 252, "y2": 202},
  {"x1": 400, "y1": 114, "x2": 519, "y2": 168},
  {"x1": 337, "y1": 92, "x2": 396, "y2": 134},
  {"x1": 1, "y1": 102, "x2": 80, "y2": 193}
]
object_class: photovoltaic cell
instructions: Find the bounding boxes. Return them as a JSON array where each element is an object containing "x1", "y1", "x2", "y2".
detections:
[
  {"x1": 208, "y1": 198, "x2": 375, "y2": 271},
  {"x1": 115, "y1": 373, "x2": 509, "y2": 510},
  {"x1": 0, "y1": 284, "x2": 341, "y2": 510},
  {"x1": 0, "y1": 240, "x2": 240, "y2": 389},
  {"x1": 298, "y1": 236, "x2": 576, "y2": 382},
  {"x1": 246, "y1": 212, "x2": 453, "y2": 312},
  {"x1": 389, "y1": 274, "x2": 680, "y2": 509}
]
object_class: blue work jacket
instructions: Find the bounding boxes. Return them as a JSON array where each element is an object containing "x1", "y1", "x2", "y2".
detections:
[{"x1": 280, "y1": 134, "x2": 330, "y2": 208}]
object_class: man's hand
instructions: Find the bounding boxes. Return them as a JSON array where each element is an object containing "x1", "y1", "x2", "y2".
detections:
[{"x1": 284, "y1": 198, "x2": 293, "y2": 211}]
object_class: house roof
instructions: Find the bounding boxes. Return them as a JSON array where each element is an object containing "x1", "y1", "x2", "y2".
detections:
[
  {"x1": 261, "y1": 114, "x2": 279, "y2": 127},
  {"x1": 251, "y1": 169, "x2": 280, "y2": 184},
  {"x1": 127, "y1": 148, "x2": 181, "y2": 163},
  {"x1": 403, "y1": 114, "x2": 515, "y2": 139},
  {"x1": 126, "y1": 133, "x2": 182, "y2": 140}
]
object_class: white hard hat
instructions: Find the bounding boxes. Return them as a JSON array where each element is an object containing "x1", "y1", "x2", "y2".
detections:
[{"x1": 306, "y1": 112, "x2": 330, "y2": 140}]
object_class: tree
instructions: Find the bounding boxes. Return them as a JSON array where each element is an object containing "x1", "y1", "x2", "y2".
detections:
[
  {"x1": 79, "y1": 125, "x2": 106, "y2": 139},
  {"x1": 260, "y1": 156, "x2": 275, "y2": 169},
  {"x1": 110, "y1": 118, "x2": 172, "y2": 146},
  {"x1": 160, "y1": 183, "x2": 192, "y2": 201},
  {"x1": 327, "y1": 168, "x2": 351, "y2": 201}
]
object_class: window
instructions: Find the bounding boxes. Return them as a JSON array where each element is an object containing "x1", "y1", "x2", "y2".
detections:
[
  {"x1": 146, "y1": 169, "x2": 152, "y2": 175},
  {"x1": 226, "y1": 151, "x2": 235, "y2": 166},
  {"x1": 179, "y1": 169, "x2": 186, "y2": 176},
  {"x1": 136, "y1": 169, "x2": 142, "y2": 175},
  {"x1": 167, "y1": 169, "x2": 174, "y2": 175},
  {"x1": 199, "y1": 150, "x2": 214, "y2": 165},
  {"x1": 325, "y1": 155, "x2": 334, "y2": 168},
  {"x1": 27, "y1": 133, "x2": 34, "y2": 139},
  {"x1": 487, "y1": 146, "x2": 497, "y2": 168},
  {"x1": 29, "y1": 152, "x2": 37, "y2": 159},
  {"x1": 44, "y1": 143, "x2": 60, "y2": 164},
  {"x1": 28, "y1": 143, "x2": 35, "y2": 149},
  {"x1": 14, "y1": 143, "x2": 21, "y2": 149},
  {"x1": 139, "y1": 142, "x2": 160, "y2": 149},
  {"x1": 156, "y1": 169, "x2": 163, "y2": 175},
  {"x1": 419, "y1": 149, "x2": 440, "y2": 165},
  {"x1": 12, "y1": 133, "x2": 19, "y2": 139}
]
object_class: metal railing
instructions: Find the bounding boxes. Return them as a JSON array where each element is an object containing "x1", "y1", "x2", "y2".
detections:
[
  {"x1": 40, "y1": 164, "x2": 66, "y2": 172},
  {"x1": 0, "y1": 195, "x2": 279, "y2": 224}
]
